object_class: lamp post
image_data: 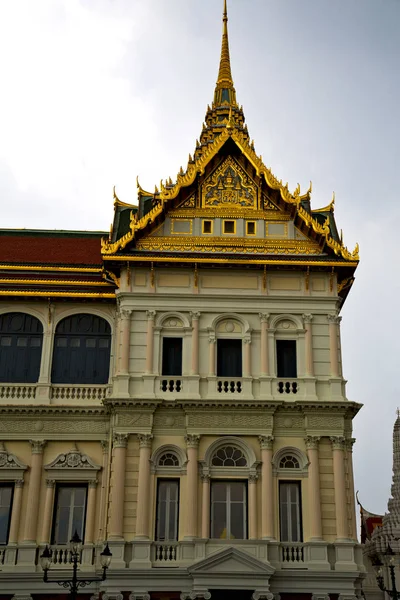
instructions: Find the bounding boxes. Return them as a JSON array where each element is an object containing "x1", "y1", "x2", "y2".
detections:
[
  {"x1": 372, "y1": 545, "x2": 399, "y2": 600},
  {"x1": 40, "y1": 530, "x2": 112, "y2": 600}
]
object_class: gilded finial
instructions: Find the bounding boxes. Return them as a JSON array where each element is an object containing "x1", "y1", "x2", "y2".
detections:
[
  {"x1": 340, "y1": 229, "x2": 343, "y2": 245},
  {"x1": 154, "y1": 185, "x2": 159, "y2": 194},
  {"x1": 226, "y1": 106, "x2": 234, "y2": 130},
  {"x1": 188, "y1": 153, "x2": 193, "y2": 163},
  {"x1": 308, "y1": 181, "x2": 313, "y2": 194},
  {"x1": 214, "y1": 0, "x2": 237, "y2": 107}
]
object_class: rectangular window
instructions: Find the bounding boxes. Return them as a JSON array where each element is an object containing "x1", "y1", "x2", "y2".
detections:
[
  {"x1": 0, "y1": 485, "x2": 13, "y2": 545},
  {"x1": 155, "y1": 479, "x2": 179, "y2": 541},
  {"x1": 223, "y1": 220, "x2": 236, "y2": 234},
  {"x1": 276, "y1": 340, "x2": 297, "y2": 378},
  {"x1": 217, "y1": 339, "x2": 242, "y2": 377},
  {"x1": 52, "y1": 485, "x2": 87, "y2": 545},
  {"x1": 211, "y1": 481, "x2": 247, "y2": 539},
  {"x1": 246, "y1": 221, "x2": 256, "y2": 236},
  {"x1": 279, "y1": 481, "x2": 302, "y2": 542},
  {"x1": 162, "y1": 337, "x2": 183, "y2": 376},
  {"x1": 202, "y1": 220, "x2": 213, "y2": 234}
]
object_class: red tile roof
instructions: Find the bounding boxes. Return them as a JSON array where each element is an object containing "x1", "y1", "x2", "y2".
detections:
[{"x1": 0, "y1": 233, "x2": 104, "y2": 265}]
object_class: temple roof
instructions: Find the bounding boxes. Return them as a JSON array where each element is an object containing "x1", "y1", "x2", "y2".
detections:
[{"x1": 104, "y1": 1, "x2": 359, "y2": 291}]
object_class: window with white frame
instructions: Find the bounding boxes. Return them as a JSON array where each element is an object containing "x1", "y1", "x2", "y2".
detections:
[
  {"x1": 155, "y1": 479, "x2": 179, "y2": 541},
  {"x1": 52, "y1": 484, "x2": 87, "y2": 545},
  {"x1": 0, "y1": 485, "x2": 13, "y2": 544},
  {"x1": 215, "y1": 319, "x2": 244, "y2": 377},
  {"x1": 211, "y1": 481, "x2": 247, "y2": 539},
  {"x1": 279, "y1": 481, "x2": 302, "y2": 542}
]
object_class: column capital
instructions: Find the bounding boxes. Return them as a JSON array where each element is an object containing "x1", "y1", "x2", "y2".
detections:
[
  {"x1": 88, "y1": 479, "x2": 98, "y2": 488},
  {"x1": 185, "y1": 434, "x2": 201, "y2": 448},
  {"x1": 259, "y1": 313, "x2": 270, "y2": 324},
  {"x1": 327, "y1": 313, "x2": 342, "y2": 324},
  {"x1": 345, "y1": 437, "x2": 356, "y2": 451},
  {"x1": 45, "y1": 479, "x2": 55, "y2": 488},
  {"x1": 121, "y1": 308, "x2": 132, "y2": 319},
  {"x1": 113, "y1": 432, "x2": 129, "y2": 449},
  {"x1": 305, "y1": 435, "x2": 320, "y2": 450},
  {"x1": 201, "y1": 473, "x2": 210, "y2": 483},
  {"x1": 138, "y1": 433, "x2": 153, "y2": 449},
  {"x1": 100, "y1": 439, "x2": 109, "y2": 454},
  {"x1": 244, "y1": 336, "x2": 252, "y2": 344},
  {"x1": 259, "y1": 435, "x2": 274, "y2": 450},
  {"x1": 146, "y1": 310, "x2": 156, "y2": 320},
  {"x1": 14, "y1": 479, "x2": 24, "y2": 488},
  {"x1": 330, "y1": 435, "x2": 346, "y2": 450},
  {"x1": 302, "y1": 313, "x2": 313, "y2": 324},
  {"x1": 29, "y1": 440, "x2": 46, "y2": 454},
  {"x1": 252, "y1": 593, "x2": 275, "y2": 600},
  {"x1": 249, "y1": 473, "x2": 259, "y2": 484},
  {"x1": 190, "y1": 311, "x2": 201, "y2": 322},
  {"x1": 207, "y1": 328, "x2": 216, "y2": 343}
]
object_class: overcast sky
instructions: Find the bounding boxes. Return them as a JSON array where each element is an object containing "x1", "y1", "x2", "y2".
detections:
[{"x1": 1, "y1": 0, "x2": 399, "y2": 520}]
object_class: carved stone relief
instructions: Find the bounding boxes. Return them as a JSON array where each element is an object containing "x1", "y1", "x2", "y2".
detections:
[
  {"x1": 116, "y1": 413, "x2": 152, "y2": 428},
  {"x1": 0, "y1": 419, "x2": 107, "y2": 434},
  {"x1": 307, "y1": 415, "x2": 344, "y2": 430},
  {"x1": 187, "y1": 413, "x2": 272, "y2": 429},
  {"x1": 274, "y1": 415, "x2": 304, "y2": 430}
]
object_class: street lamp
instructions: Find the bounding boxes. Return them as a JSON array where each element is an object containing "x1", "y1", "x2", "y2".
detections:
[
  {"x1": 40, "y1": 530, "x2": 112, "y2": 600},
  {"x1": 372, "y1": 545, "x2": 399, "y2": 600}
]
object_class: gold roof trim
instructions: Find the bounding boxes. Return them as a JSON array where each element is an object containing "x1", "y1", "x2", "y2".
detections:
[
  {"x1": 137, "y1": 236, "x2": 321, "y2": 256},
  {"x1": 0, "y1": 290, "x2": 115, "y2": 298},
  {"x1": 102, "y1": 112, "x2": 359, "y2": 262},
  {"x1": 0, "y1": 265, "x2": 102, "y2": 273},
  {"x1": 313, "y1": 192, "x2": 335, "y2": 213},
  {"x1": 103, "y1": 254, "x2": 358, "y2": 268},
  {"x1": 0, "y1": 278, "x2": 113, "y2": 287},
  {"x1": 168, "y1": 209, "x2": 290, "y2": 221},
  {"x1": 113, "y1": 185, "x2": 136, "y2": 208}
]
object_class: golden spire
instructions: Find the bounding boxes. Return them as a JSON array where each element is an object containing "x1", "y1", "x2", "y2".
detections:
[{"x1": 214, "y1": 0, "x2": 237, "y2": 107}]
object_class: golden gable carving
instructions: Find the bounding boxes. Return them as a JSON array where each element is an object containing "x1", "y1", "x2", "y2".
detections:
[{"x1": 202, "y1": 156, "x2": 257, "y2": 209}]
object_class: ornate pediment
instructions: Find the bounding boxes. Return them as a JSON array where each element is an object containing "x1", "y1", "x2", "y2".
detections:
[
  {"x1": 188, "y1": 546, "x2": 274, "y2": 575},
  {"x1": 45, "y1": 449, "x2": 101, "y2": 481},
  {"x1": 202, "y1": 156, "x2": 257, "y2": 209},
  {"x1": 0, "y1": 442, "x2": 27, "y2": 473}
]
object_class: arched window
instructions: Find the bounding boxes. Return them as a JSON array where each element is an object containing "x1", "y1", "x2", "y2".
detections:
[
  {"x1": 211, "y1": 445, "x2": 247, "y2": 467},
  {"x1": 215, "y1": 318, "x2": 243, "y2": 378},
  {"x1": 51, "y1": 314, "x2": 111, "y2": 384},
  {"x1": 158, "y1": 452, "x2": 179, "y2": 467},
  {"x1": 279, "y1": 455, "x2": 300, "y2": 469},
  {"x1": 0, "y1": 313, "x2": 43, "y2": 383}
]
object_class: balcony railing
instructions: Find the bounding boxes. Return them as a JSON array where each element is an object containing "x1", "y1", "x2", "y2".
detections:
[
  {"x1": 277, "y1": 380, "x2": 299, "y2": 395},
  {"x1": 0, "y1": 385, "x2": 36, "y2": 400},
  {"x1": 50, "y1": 546, "x2": 82, "y2": 565},
  {"x1": 51, "y1": 385, "x2": 108, "y2": 401},
  {"x1": 152, "y1": 542, "x2": 179, "y2": 565},
  {"x1": 217, "y1": 379, "x2": 242, "y2": 394},
  {"x1": 160, "y1": 379, "x2": 182, "y2": 393},
  {"x1": 281, "y1": 543, "x2": 305, "y2": 564}
]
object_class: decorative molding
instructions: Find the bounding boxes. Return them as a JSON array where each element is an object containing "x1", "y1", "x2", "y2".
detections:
[
  {"x1": 0, "y1": 444, "x2": 28, "y2": 471},
  {"x1": 153, "y1": 411, "x2": 185, "y2": 429},
  {"x1": 113, "y1": 433, "x2": 129, "y2": 449},
  {"x1": 307, "y1": 415, "x2": 344, "y2": 430},
  {"x1": 190, "y1": 311, "x2": 201, "y2": 322},
  {"x1": 330, "y1": 436, "x2": 346, "y2": 450},
  {"x1": 0, "y1": 419, "x2": 107, "y2": 434},
  {"x1": 138, "y1": 433, "x2": 153, "y2": 449},
  {"x1": 100, "y1": 439, "x2": 109, "y2": 454},
  {"x1": 116, "y1": 413, "x2": 152, "y2": 428},
  {"x1": 187, "y1": 412, "x2": 272, "y2": 429},
  {"x1": 146, "y1": 310, "x2": 156, "y2": 319},
  {"x1": 15, "y1": 479, "x2": 24, "y2": 488},
  {"x1": 259, "y1": 435, "x2": 274, "y2": 450},
  {"x1": 120, "y1": 308, "x2": 132, "y2": 320},
  {"x1": 305, "y1": 435, "x2": 320, "y2": 450},
  {"x1": 259, "y1": 313, "x2": 270, "y2": 324},
  {"x1": 129, "y1": 594, "x2": 150, "y2": 600},
  {"x1": 249, "y1": 473, "x2": 259, "y2": 483},
  {"x1": 185, "y1": 434, "x2": 201, "y2": 448},
  {"x1": 46, "y1": 479, "x2": 56, "y2": 488},
  {"x1": 274, "y1": 414, "x2": 304, "y2": 430}
]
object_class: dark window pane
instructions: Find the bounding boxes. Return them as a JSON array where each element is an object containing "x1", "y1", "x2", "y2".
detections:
[
  {"x1": 279, "y1": 482, "x2": 302, "y2": 542},
  {"x1": 53, "y1": 486, "x2": 87, "y2": 545},
  {"x1": 230, "y1": 502, "x2": 244, "y2": 539},
  {"x1": 230, "y1": 481, "x2": 244, "y2": 502},
  {"x1": 212, "y1": 502, "x2": 227, "y2": 538},
  {"x1": 276, "y1": 340, "x2": 297, "y2": 378},
  {"x1": 162, "y1": 338, "x2": 182, "y2": 376},
  {"x1": 0, "y1": 313, "x2": 43, "y2": 383},
  {"x1": 156, "y1": 480, "x2": 179, "y2": 541},
  {"x1": 217, "y1": 339, "x2": 242, "y2": 377},
  {"x1": 0, "y1": 486, "x2": 13, "y2": 545},
  {"x1": 51, "y1": 314, "x2": 111, "y2": 384}
]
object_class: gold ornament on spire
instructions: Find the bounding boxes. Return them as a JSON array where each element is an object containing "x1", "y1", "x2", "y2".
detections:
[{"x1": 214, "y1": 0, "x2": 237, "y2": 107}]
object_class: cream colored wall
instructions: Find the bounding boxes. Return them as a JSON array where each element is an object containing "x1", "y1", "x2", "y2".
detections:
[{"x1": 319, "y1": 438, "x2": 336, "y2": 540}]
